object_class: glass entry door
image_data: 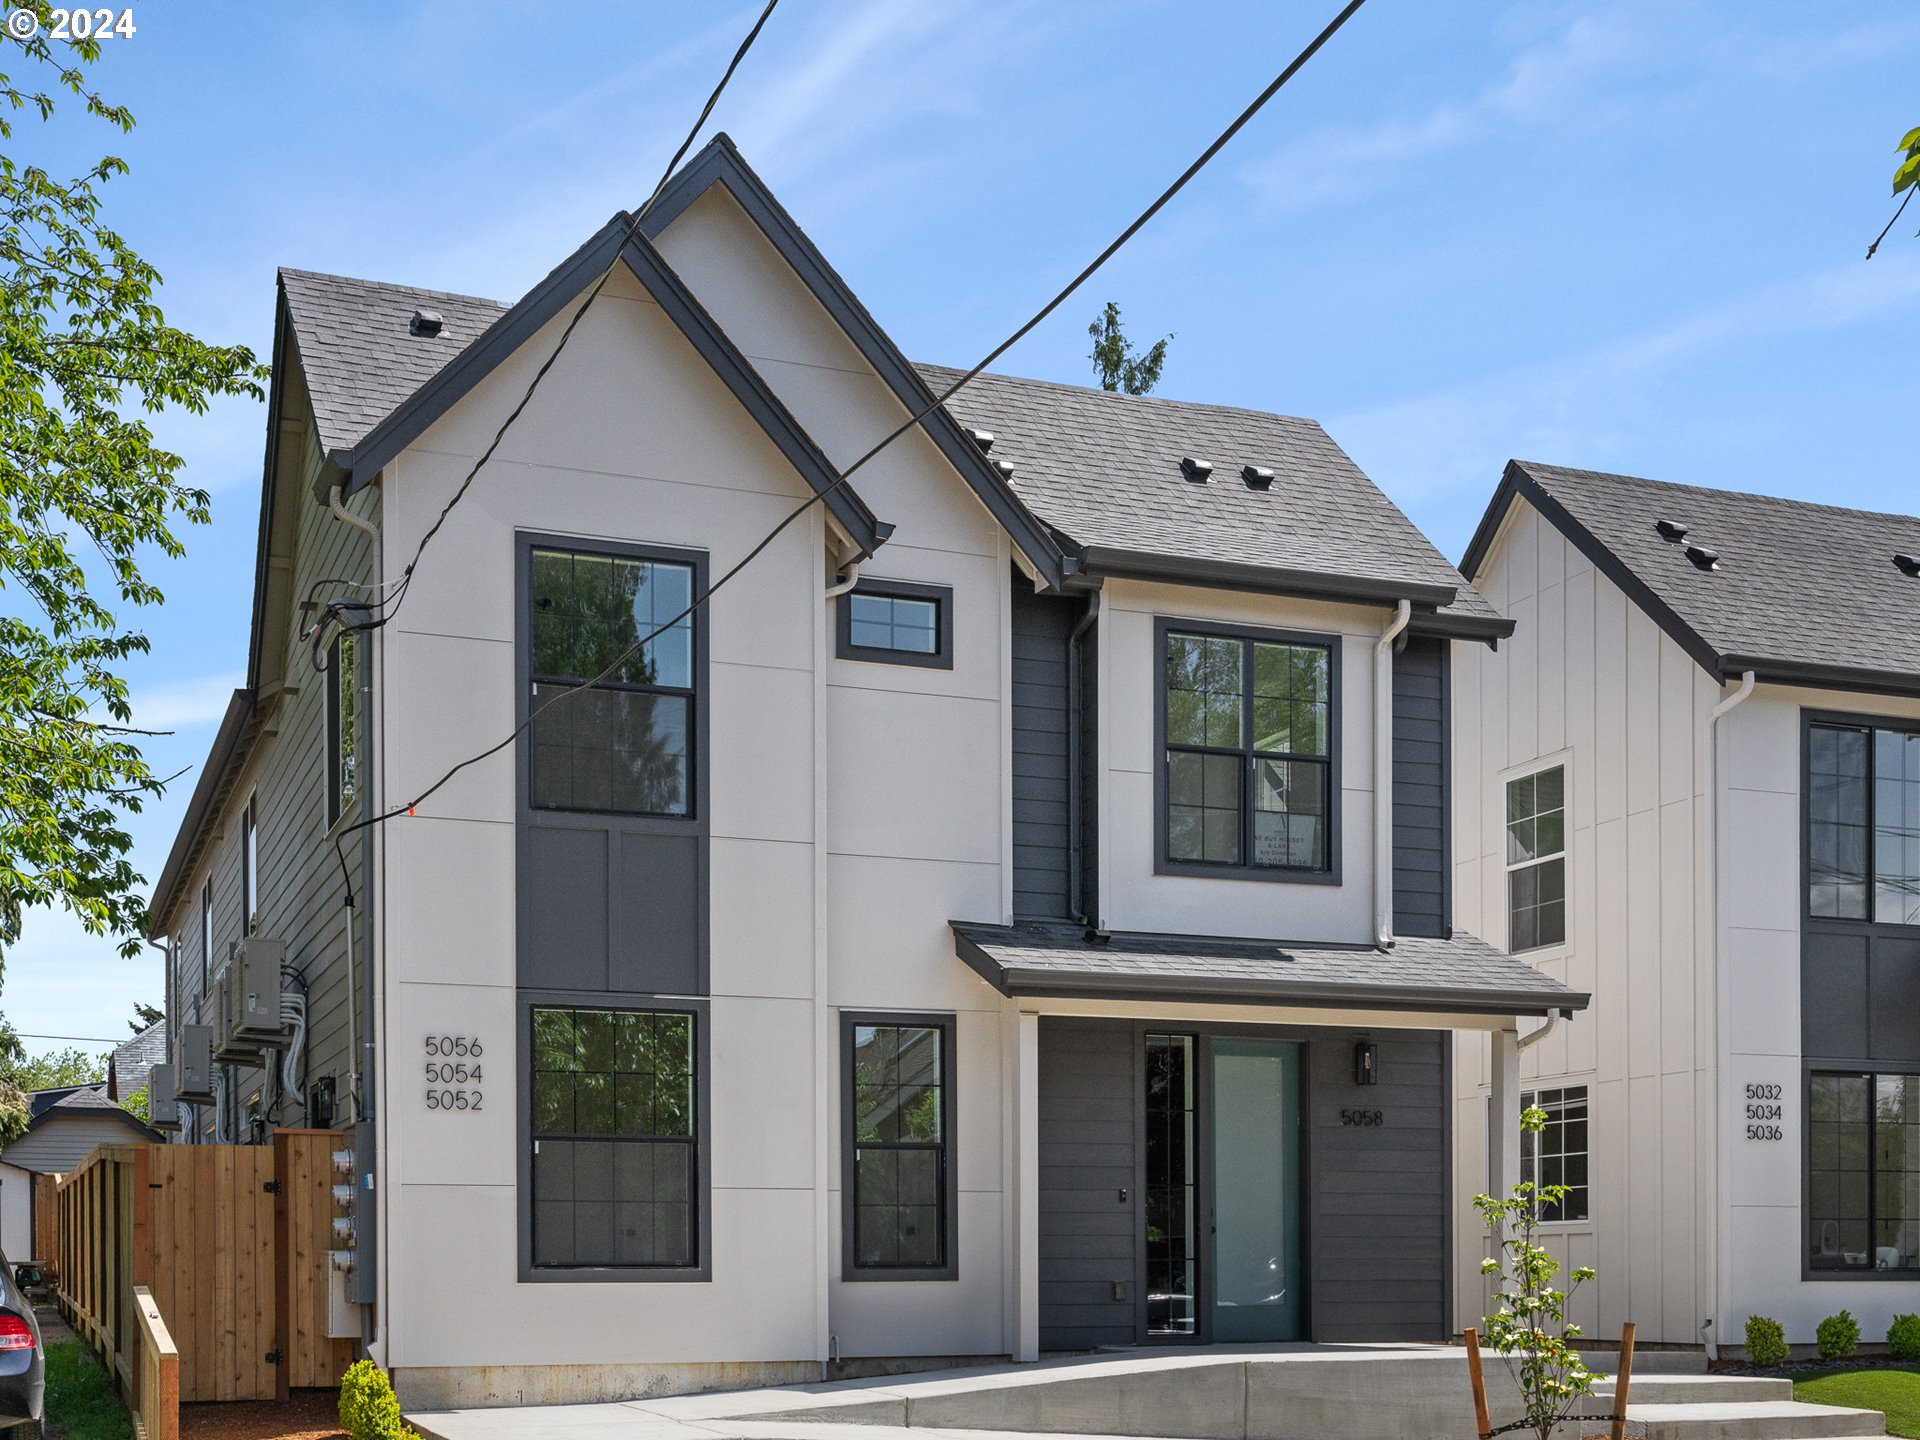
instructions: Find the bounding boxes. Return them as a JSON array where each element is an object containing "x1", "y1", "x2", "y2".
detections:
[{"x1": 1209, "y1": 1038, "x2": 1302, "y2": 1341}]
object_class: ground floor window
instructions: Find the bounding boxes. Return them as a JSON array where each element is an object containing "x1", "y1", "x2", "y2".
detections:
[
  {"x1": 1810, "y1": 1071, "x2": 1920, "y2": 1272},
  {"x1": 1521, "y1": 1086, "x2": 1589, "y2": 1222},
  {"x1": 842, "y1": 1014, "x2": 956, "y2": 1279},
  {"x1": 530, "y1": 1006, "x2": 697, "y2": 1269},
  {"x1": 1145, "y1": 1032, "x2": 1198, "y2": 1335}
]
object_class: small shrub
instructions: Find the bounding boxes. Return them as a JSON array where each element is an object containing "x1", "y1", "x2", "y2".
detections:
[
  {"x1": 1745, "y1": 1315, "x2": 1789, "y2": 1367},
  {"x1": 1889, "y1": 1313, "x2": 1920, "y2": 1361},
  {"x1": 340, "y1": 1359, "x2": 403, "y2": 1440},
  {"x1": 1817, "y1": 1309, "x2": 1861, "y2": 1361}
]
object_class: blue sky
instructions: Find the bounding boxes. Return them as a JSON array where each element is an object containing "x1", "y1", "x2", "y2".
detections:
[{"x1": 9, "y1": 0, "x2": 1918, "y2": 1058}]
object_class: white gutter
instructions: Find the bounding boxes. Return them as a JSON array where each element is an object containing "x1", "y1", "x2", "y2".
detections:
[
  {"x1": 1707, "y1": 669, "x2": 1755, "y2": 1364},
  {"x1": 1374, "y1": 600, "x2": 1412, "y2": 947}
]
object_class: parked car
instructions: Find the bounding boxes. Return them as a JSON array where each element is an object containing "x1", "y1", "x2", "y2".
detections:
[{"x1": 0, "y1": 1252, "x2": 43, "y2": 1429}]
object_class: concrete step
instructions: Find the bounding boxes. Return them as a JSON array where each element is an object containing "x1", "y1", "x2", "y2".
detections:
[
  {"x1": 1607, "y1": 1400, "x2": 1888, "y2": 1440},
  {"x1": 1587, "y1": 1351, "x2": 1711, "y2": 1375},
  {"x1": 1587, "y1": 1375, "x2": 1797, "y2": 1407}
]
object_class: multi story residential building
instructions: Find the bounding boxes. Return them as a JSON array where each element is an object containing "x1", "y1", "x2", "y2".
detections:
[
  {"x1": 1452, "y1": 460, "x2": 1920, "y2": 1353},
  {"x1": 144, "y1": 137, "x2": 1582, "y2": 1408}
]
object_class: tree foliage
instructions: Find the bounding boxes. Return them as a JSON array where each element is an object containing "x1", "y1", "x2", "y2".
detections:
[
  {"x1": 1, "y1": 1043, "x2": 104, "y2": 1090},
  {"x1": 1867, "y1": 124, "x2": 1920, "y2": 259},
  {"x1": 127, "y1": 1000, "x2": 159, "y2": 1032},
  {"x1": 0, "y1": 4, "x2": 264, "y2": 960},
  {"x1": 1087, "y1": 301, "x2": 1171, "y2": 395}
]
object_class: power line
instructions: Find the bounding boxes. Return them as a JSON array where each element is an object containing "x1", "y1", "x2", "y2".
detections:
[
  {"x1": 12, "y1": 1032, "x2": 123, "y2": 1045},
  {"x1": 335, "y1": 0, "x2": 1372, "y2": 849}
]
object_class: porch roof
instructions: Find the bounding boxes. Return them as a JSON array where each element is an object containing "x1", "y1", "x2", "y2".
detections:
[{"x1": 950, "y1": 920, "x2": 1587, "y2": 1018}]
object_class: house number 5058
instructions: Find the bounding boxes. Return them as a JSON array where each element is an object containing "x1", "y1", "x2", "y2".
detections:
[{"x1": 424, "y1": 1035, "x2": 484, "y2": 1111}]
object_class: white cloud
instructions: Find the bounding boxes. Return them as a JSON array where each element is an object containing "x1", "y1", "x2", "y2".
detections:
[{"x1": 91, "y1": 670, "x2": 244, "y2": 734}]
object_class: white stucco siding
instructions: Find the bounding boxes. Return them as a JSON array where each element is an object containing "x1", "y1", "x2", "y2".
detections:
[{"x1": 1451, "y1": 499, "x2": 1721, "y2": 1347}]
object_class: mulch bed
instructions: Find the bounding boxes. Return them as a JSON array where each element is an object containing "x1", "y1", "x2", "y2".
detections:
[
  {"x1": 180, "y1": 1392, "x2": 344, "y2": 1440},
  {"x1": 1713, "y1": 1356, "x2": 1920, "y2": 1375}
]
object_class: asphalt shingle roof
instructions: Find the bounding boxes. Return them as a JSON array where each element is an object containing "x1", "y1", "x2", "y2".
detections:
[
  {"x1": 111, "y1": 1022, "x2": 166, "y2": 1098},
  {"x1": 952, "y1": 920, "x2": 1585, "y2": 1016},
  {"x1": 1501, "y1": 461, "x2": 1920, "y2": 683}
]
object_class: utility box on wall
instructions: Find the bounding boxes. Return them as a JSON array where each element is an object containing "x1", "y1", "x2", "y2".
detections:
[{"x1": 177, "y1": 1025, "x2": 214, "y2": 1104}]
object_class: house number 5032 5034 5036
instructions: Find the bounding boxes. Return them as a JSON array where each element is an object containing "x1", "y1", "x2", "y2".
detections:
[
  {"x1": 1744, "y1": 1082, "x2": 1783, "y2": 1141},
  {"x1": 425, "y1": 1035, "x2": 483, "y2": 1111}
]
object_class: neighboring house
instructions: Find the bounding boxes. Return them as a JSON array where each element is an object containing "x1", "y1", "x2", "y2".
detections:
[
  {"x1": 110, "y1": 1021, "x2": 167, "y2": 1102},
  {"x1": 0, "y1": 1088, "x2": 158, "y2": 1259},
  {"x1": 1451, "y1": 459, "x2": 1920, "y2": 1352},
  {"x1": 142, "y1": 135, "x2": 1583, "y2": 1408}
]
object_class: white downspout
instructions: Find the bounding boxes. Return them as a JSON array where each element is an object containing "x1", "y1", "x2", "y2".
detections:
[
  {"x1": 1374, "y1": 600, "x2": 1412, "y2": 947},
  {"x1": 823, "y1": 560, "x2": 861, "y2": 601},
  {"x1": 1707, "y1": 669, "x2": 1755, "y2": 1363}
]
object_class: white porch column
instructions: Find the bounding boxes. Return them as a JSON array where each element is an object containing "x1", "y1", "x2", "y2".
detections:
[
  {"x1": 1010, "y1": 1008, "x2": 1040, "y2": 1362},
  {"x1": 1489, "y1": 1026, "x2": 1522, "y2": 1201}
]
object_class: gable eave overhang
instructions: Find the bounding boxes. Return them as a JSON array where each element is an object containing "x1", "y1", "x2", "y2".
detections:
[
  {"x1": 332, "y1": 219, "x2": 890, "y2": 560},
  {"x1": 638, "y1": 134, "x2": 1072, "y2": 591},
  {"x1": 1076, "y1": 544, "x2": 1461, "y2": 609},
  {"x1": 247, "y1": 288, "x2": 298, "y2": 696},
  {"x1": 145, "y1": 688, "x2": 257, "y2": 936}
]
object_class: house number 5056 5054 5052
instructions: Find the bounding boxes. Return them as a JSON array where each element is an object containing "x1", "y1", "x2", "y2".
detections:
[{"x1": 425, "y1": 1035, "x2": 483, "y2": 1111}]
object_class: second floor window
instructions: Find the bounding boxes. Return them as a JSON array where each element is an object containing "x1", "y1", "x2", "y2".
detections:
[
  {"x1": 327, "y1": 631, "x2": 358, "y2": 826},
  {"x1": 200, "y1": 879, "x2": 213, "y2": 991},
  {"x1": 241, "y1": 798, "x2": 258, "y2": 936},
  {"x1": 1506, "y1": 765, "x2": 1566, "y2": 952},
  {"x1": 529, "y1": 546, "x2": 695, "y2": 817},
  {"x1": 1809, "y1": 720, "x2": 1920, "y2": 925},
  {"x1": 1161, "y1": 627, "x2": 1334, "y2": 875}
]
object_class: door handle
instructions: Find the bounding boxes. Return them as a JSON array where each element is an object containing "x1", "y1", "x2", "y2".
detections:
[{"x1": 1118, "y1": 1188, "x2": 1128, "y2": 1203}]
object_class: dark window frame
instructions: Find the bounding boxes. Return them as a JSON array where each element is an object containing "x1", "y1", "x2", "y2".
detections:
[
  {"x1": 840, "y1": 1010, "x2": 959, "y2": 1282},
  {"x1": 1519, "y1": 1085, "x2": 1589, "y2": 1223},
  {"x1": 326, "y1": 631, "x2": 358, "y2": 829},
  {"x1": 1803, "y1": 709, "x2": 1920, "y2": 933},
  {"x1": 1505, "y1": 764, "x2": 1568, "y2": 954},
  {"x1": 1804, "y1": 1068, "x2": 1920, "y2": 1278},
  {"x1": 199, "y1": 879, "x2": 212, "y2": 995},
  {"x1": 240, "y1": 797, "x2": 258, "y2": 938},
  {"x1": 516, "y1": 992, "x2": 712, "y2": 1283},
  {"x1": 1152, "y1": 617, "x2": 1342, "y2": 885},
  {"x1": 523, "y1": 537, "x2": 705, "y2": 820},
  {"x1": 835, "y1": 578, "x2": 954, "y2": 670}
]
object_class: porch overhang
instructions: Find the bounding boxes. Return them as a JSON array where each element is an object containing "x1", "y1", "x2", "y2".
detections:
[{"x1": 951, "y1": 920, "x2": 1588, "y2": 1019}]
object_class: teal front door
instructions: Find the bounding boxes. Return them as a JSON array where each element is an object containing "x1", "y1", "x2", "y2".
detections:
[{"x1": 1209, "y1": 1038, "x2": 1303, "y2": 1341}]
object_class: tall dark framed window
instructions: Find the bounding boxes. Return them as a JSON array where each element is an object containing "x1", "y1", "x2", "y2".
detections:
[
  {"x1": 1809, "y1": 719, "x2": 1920, "y2": 925},
  {"x1": 1145, "y1": 1031, "x2": 1198, "y2": 1336},
  {"x1": 1520, "y1": 1086, "x2": 1589, "y2": 1222},
  {"x1": 240, "y1": 797, "x2": 258, "y2": 938},
  {"x1": 326, "y1": 631, "x2": 358, "y2": 827},
  {"x1": 1156, "y1": 621, "x2": 1337, "y2": 880},
  {"x1": 199, "y1": 880, "x2": 212, "y2": 994},
  {"x1": 1506, "y1": 766, "x2": 1567, "y2": 952},
  {"x1": 835, "y1": 578, "x2": 953, "y2": 670},
  {"x1": 528, "y1": 545, "x2": 696, "y2": 816},
  {"x1": 529, "y1": 1005, "x2": 700, "y2": 1271},
  {"x1": 842, "y1": 1013, "x2": 956, "y2": 1280},
  {"x1": 1809, "y1": 1071, "x2": 1920, "y2": 1272}
]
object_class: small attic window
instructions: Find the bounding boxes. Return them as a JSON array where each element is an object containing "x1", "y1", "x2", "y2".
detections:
[
  {"x1": 1180, "y1": 456, "x2": 1213, "y2": 484},
  {"x1": 1684, "y1": 544, "x2": 1720, "y2": 572},
  {"x1": 1242, "y1": 465, "x2": 1275, "y2": 491},
  {"x1": 964, "y1": 427, "x2": 995, "y2": 453},
  {"x1": 1896, "y1": 553, "x2": 1920, "y2": 577},
  {"x1": 1655, "y1": 519, "x2": 1689, "y2": 541},
  {"x1": 409, "y1": 309, "x2": 443, "y2": 338}
]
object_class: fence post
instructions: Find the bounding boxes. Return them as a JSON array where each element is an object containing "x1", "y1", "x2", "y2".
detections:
[
  {"x1": 273, "y1": 1132, "x2": 291, "y2": 1403},
  {"x1": 1464, "y1": 1326, "x2": 1493, "y2": 1440},
  {"x1": 1608, "y1": 1321, "x2": 1637, "y2": 1440}
]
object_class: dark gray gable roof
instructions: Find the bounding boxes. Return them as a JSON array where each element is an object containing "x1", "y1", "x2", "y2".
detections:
[
  {"x1": 1463, "y1": 460, "x2": 1920, "y2": 694},
  {"x1": 952, "y1": 920, "x2": 1586, "y2": 1017},
  {"x1": 915, "y1": 364, "x2": 1508, "y2": 638},
  {"x1": 111, "y1": 1022, "x2": 167, "y2": 1097},
  {"x1": 288, "y1": 223, "x2": 888, "y2": 559}
]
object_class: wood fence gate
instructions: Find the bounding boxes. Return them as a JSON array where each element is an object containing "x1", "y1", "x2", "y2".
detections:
[{"x1": 51, "y1": 1130, "x2": 354, "y2": 1414}]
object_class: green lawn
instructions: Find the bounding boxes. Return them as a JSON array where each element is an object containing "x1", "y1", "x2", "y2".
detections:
[
  {"x1": 42, "y1": 1341, "x2": 130, "y2": 1440},
  {"x1": 1794, "y1": 1365, "x2": 1920, "y2": 1439}
]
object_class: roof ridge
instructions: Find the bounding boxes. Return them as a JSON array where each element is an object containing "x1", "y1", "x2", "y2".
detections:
[
  {"x1": 912, "y1": 360, "x2": 1325, "y2": 430},
  {"x1": 279, "y1": 266, "x2": 511, "y2": 311},
  {"x1": 1515, "y1": 458, "x2": 1920, "y2": 529}
]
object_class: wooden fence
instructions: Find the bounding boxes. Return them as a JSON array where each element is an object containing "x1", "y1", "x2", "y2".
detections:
[
  {"x1": 51, "y1": 1130, "x2": 353, "y2": 1418},
  {"x1": 131, "y1": 1286, "x2": 179, "y2": 1440}
]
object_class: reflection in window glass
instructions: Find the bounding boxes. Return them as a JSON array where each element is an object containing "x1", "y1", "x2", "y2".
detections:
[
  {"x1": 1145, "y1": 1033, "x2": 1197, "y2": 1335},
  {"x1": 1520, "y1": 1086, "x2": 1589, "y2": 1222},
  {"x1": 1810, "y1": 725, "x2": 1871, "y2": 920},
  {"x1": 530, "y1": 1007, "x2": 696, "y2": 1268},
  {"x1": 1807, "y1": 1072, "x2": 1920, "y2": 1272},
  {"x1": 1506, "y1": 767, "x2": 1567, "y2": 951},
  {"x1": 1876, "y1": 730, "x2": 1920, "y2": 925},
  {"x1": 849, "y1": 1023, "x2": 947, "y2": 1269},
  {"x1": 848, "y1": 593, "x2": 939, "y2": 655}
]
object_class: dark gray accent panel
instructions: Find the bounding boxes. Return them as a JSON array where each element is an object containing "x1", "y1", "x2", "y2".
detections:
[
  {"x1": 1037, "y1": 1019, "x2": 1137, "y2": 1352},
  {"x1": 1392, "y1": 636, "x2": 1451, "y2": 940},
  {"x1": 522, "y1": 827, "x2": 610, "y2": 990},
  {"x1": 1802, "y1": 930, "x2": 1870, "y2": 1062},
  {"x1": 1011, "y1": 581, "x2": 1076, "y2": 919},
  {"x1": 613, "y1": 832, "x2": 702, "y2": 995},
  {"x1": 1306, "y1": 1029, "x2": 1449, "y2": 1342}
]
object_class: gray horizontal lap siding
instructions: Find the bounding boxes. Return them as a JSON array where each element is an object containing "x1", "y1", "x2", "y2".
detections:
[
  {"x1": 4, "y1": 1116, "x2": 145, "y2": 1174},
  {"x1": 1010, "y1": 582, "x2": 1076, "y2": 920},
  {"x1": 1391, "y1": 637, "x2": 1450, "y2": 940},
  {"x1": 1037, "y1": 1019, "x2": 1136, "y2": 1351}
]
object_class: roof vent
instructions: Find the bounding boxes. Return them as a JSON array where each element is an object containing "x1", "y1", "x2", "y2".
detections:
[
  {"x1": 1180, "y1": 456, "x2": 1213, "y2": 484},
  {"x1": 409, "y1": 309, "x2": 443, "y2": 338},
  {"x1": 1655, "y1": 519, "x2": 1689, "y2": 541},
  {"x1": 964, "y1": 427, "x2": 995, "y2": 453},
  {"x1": 992, "y1": 458, "x2": 1015, "y2": 480},
  {"x1": 1896, "y1": 553, "x2": 1920, "y2": 577},
  {"x1": 1242, "y1": 465, "x2": 1275, "y2": 491},
  {"x1": 1684, "y1": 544, "x2": 1720, "y2": 572}
]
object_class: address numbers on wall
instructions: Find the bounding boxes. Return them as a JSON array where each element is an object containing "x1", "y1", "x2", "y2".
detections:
[
  {"x1": 1744, "y1": 1082, "x2": 1783, "y2": 1141},
  {"x1": 425, "y1": 1034, "x2": 484, "y2": 1112}
]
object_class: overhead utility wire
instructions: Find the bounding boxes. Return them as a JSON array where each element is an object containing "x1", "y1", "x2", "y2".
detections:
[{"x1": 333, "y1": 0, "x2": 1372, "y2": 846}]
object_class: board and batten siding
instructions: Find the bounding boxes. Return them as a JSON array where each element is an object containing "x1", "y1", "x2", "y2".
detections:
[
  {"x1": 1010, "y1": 580, "x2": 1074, "y2": 919},
  {"x1": 1036, "y1": 1018, "x2": 1136, "y2": 1351},
  {"x1": 1451, "y1": 496, "x2": 1720, "y2": 1346},
  {"x1": 1392, "y1": 635, "x2": 1450, "y2": 940}
]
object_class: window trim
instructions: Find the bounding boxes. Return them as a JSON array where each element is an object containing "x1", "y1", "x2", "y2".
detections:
[
  {"x1": 1520, "y1": 1084, "x2": 1590, "y2": 1226},
  {"x1": 240, "y1": 796, "x2": 258, "y2": 938},
  {"x1": 1503, "y1": 758, "x2": 1570, "y2": 956},
  {"x1": 199, "y1": 879, "x2": 213, "y2": 995},
  {"x1": 326, "y1": 631, "x2": 358, "y2": 829},
  {"x1": 1152, "y1": 617, "x2": 1342, "y2": 885},
  {"x1": 515, "y1": 991, "x2": 712, "y2": 1283},
  {"x1": 840, "y1": 1010, "x2": 959, "y2": 1282},
  {"x1": 1803, "y1": 1067, "x2": 1920, "y2": 1280},
  {"x1": 1802, "y1": 709, "x2": 1920, "y2": 934},
  {"x1": 835, "y1": 578, "x2": 954, "y2": 670}
]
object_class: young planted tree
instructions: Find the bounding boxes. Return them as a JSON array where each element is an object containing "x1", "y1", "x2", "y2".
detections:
[
  {"x1": 0, "y1": 5, "x2": 263, "y2": 960},
  {"x1": 1087, "y1": 301, "x2": 1172, "y2": 395},
  {"x1": 1472, "y1": 1106, "x2": 1598, "y2": 1440}
]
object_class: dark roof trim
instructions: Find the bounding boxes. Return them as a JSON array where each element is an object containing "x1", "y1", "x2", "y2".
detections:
[
  {"x1": 638, "y1": 134, "x2": 1072, "y2": 591},
  {"x1": 1461, "y1": 462, "x2": 1725, "y2": 678},
  {"x1": 337, "y1": 219, "x2": 889, "y2": 560},
  {"x1": 250, "y1": 290, "x2": 296, "y2": 692},
  {"x1": 146, "y1": 688, "x2": 255, "y2": 933},
  {"x1": 1407, "y1": 608, "x2": 1515, "y2": 644},
  {"x1": 12, "y1": 1096, "x2": 161, "y2": 1149},
  {"x1": 1717, "y1": 653, "x2": 1920, "y2": 701},
  {"x1": 1075, "y1": 545, "x2": 1458, "y2": 609}
]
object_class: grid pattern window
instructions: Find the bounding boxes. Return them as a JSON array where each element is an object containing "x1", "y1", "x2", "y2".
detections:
[
  {"x1": 836, "y1": 580, "x2": 953, "y2": 669},
  {"x1": 1808, "y1": 721, "x2": 1920, "y2": 925},
  {"x1": 1810, "y1": 1072, "x2": 1920, "y2": 1271},
  {"x1": 1144, "y1": 1032, "x2": 1198, "y2": 1335},
  {"x1": 1163, "y1": 630, "x2": 1332, "y2": 874},
  {"x1": 326, "y1": 632, "x2": 358, "y2": 826},
  {"x1": 847, "y1": 1021, "x2": 950, "y2": 1271},
  {"x1": 241, "y1": 799, "x2": 258, "y2": 937},
  {"x1": 530, "y1": 1007, "x2": 696, "y2": 1269},
  {"x1": 1506, "y1": 766, "x2": 1567, "y2": 951},
  {"x1": 528, "y1": 547, "x2": 695, "y2": 816},
  {"x1": 1520, "y1": 1086, "x2": 1589, "y2": 1222}
]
